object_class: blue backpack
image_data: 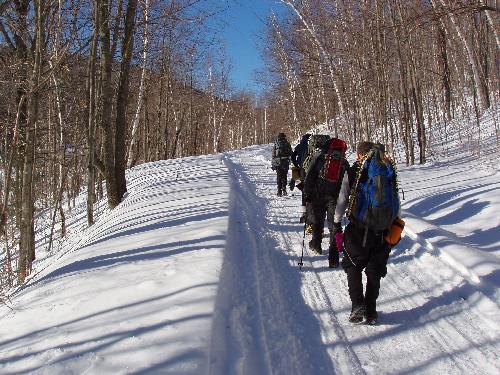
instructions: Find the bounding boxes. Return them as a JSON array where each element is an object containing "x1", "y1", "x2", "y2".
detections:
[{"x1": 350, "y1": 148, "x2": 399, "y2": 232}]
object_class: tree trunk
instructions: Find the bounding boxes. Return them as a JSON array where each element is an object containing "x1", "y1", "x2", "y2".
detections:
[
  {"x1": 98, "y1": 0, "x2": 119, "y2": 209},
  {"x1": 433, "y1": 0, "x2": 489, "y2": 113},
  {"x1": 479, "y1": 0, "x2": 500, "y2": 51},
  {"x1": 86, "y1": 4, "x2": 99, "y2": 226},
  {"x1": 1, "y1": 96, "x2": 24, "y2": 283},
  {"x1": 127, "y1": 0, "x2": 149, "y2": 168},
  {"x1": 411, "y1": 72, "x2": 426, "y2": 164},
  {"x1": 19, "y1": 0, "x2": 44, "y2": 282},
  {"x1": 115, "y1": 0, "x2": 138, "y2": 201},
  {"x1": 438, "y1": 24, "x2": 452, "y2": 120},
  {"x1": 280, "y1": 0, "x2": 346, "y2": 130}
]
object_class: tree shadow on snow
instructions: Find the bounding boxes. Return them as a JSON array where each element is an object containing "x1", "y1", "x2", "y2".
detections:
[
  {"x1": 34, "y1": 235, "x2": 225, "y2": 285},
  {"x1": 404, "y1": 183, "x2": 497, "y2": 219},
  {"x1": 0, "y1": 284, "x2": 216, "y2": 367},
  {"x1": 3, "y1": 313, "x2": 212, "y2": 373},
  {"x1": 380, "y1": 235, "x2": 422, "y2": 266},
  {"x1": 432, "y1": 199, "x2": 489, "y2": 226},
  {"x1": 461, "y1": 226, "x2": 500, "y2": 253},
  {"x1": 376, "y1": 271, "x2": 500, "y2": 336},
  {"x1": 81, "y1": 206, "x2": 227, "y2": 249},
  {"x1": 326, "y1": 274, "x2": 500, "y2": 372}
]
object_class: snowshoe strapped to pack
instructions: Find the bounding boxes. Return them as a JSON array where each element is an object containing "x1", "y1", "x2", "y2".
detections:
[{"x1": 302, "y1": 134, "x2": 330, "y2": 172}]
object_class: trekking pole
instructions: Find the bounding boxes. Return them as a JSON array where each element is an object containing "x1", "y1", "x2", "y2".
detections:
[{"x1": 298, "y1": 221, "x2": 306, "y2": 269}]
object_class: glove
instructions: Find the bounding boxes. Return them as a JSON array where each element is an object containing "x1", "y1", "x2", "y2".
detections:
[
  {"x1": 335, "y1": 232, "x2": 344, "y2": 253},
  {"x1": 333, "y1": 222, "x2": 342, "y2": 234}
]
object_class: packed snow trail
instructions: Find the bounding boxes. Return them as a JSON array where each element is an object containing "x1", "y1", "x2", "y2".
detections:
[
  {"x1": 212, "y1": 145, "x2": 499, "y2": 374},
  {"x1": 209, "y1": 153, "x2": 337, "y2": 374}
]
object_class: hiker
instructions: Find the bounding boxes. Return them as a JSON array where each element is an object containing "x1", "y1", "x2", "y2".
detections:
[
  {"x1": 291, "y1": 133, "x2": 311, "y2": 221},
  {"x1": 300, "y1": 134, "x2": 330, "y2": 226},
  {"x1": 271, "y1": 132, "x2": 293, "y2": 196},
  {"x1": 303, "y1": 137, "x2": 349, "y2": 268},
  {"x1": 334, "y1": 141, "x2": 402, "y2": 324}
]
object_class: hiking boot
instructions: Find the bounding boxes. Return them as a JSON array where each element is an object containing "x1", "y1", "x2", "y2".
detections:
[
  {"x1": 282, "y1": 190, "x2": 287, "y2": 196},
  {"x1": 277, "y1": 190, "x2": 282, "y2": 197},
  {"x1": 308, "y1": 240, "x2": 322, "y2": 254},
  {"x1": 349, "y1": 306, "x2": 366, "y2": 324},
  {"x1": 328, "y1": 258, "x2": 339, "y2": 268},
  {"x1": 365, "y1": 311, "x2": 378, "y2": 325},
  {"x1": 329, "y1": 246, "x2": 339, "y2": 268},
  {"x1": 365, "y1": 306, "x2": 378, "y2": 324}
]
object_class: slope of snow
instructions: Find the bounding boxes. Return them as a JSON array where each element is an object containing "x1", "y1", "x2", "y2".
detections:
[
  {"x1": 0, "y1": 156, "x2": 230, "y2": 374},
  {"x1": 0, "y1": 111, "x2": 499, "y2": 374}
]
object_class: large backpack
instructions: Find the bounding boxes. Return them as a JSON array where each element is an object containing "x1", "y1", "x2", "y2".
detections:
[
  {"x1": 272, "y1": 155, "x2": 290, "y2": 171},
  {"x1": 320, "y1": 138, "x2": 347, "y2": 183},
  {"x1": 302, "y1": 134, "x2": 330, "y2": 172},
  {"x1": 275, "y1": 137, "x2": 292, "y2": 158},
  {"x1": 348, "y1": 147, "x2": 400, "y2": 232}
]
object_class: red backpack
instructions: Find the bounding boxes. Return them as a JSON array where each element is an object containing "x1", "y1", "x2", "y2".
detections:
[{"x1": 321, "y1": 138, "x2": 347, "y2": 182}]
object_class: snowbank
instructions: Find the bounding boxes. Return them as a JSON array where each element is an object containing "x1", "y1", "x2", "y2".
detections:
[{"x1": 0, "y1": 155, "x2": 230, "y2": 374}]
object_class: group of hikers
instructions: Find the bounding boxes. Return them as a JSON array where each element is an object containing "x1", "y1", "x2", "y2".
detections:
[{"x1": 271, "y1": 132, "x2": 404, "y2": 325}]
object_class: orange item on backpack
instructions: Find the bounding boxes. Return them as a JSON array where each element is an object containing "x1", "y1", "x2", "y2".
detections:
[{"x1": 384, "y1": 217, "x2": 405, "y2": 246}]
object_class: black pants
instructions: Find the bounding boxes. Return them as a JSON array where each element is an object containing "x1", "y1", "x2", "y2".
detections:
[
  {"x1": 299, "y1": 168, "x2": 307, "y2": 206},
  {"x1": 276, "y1": 169, "x2": 288, "y2": 195},
  {"x1": 341, "y1": 223, "x2": 391, "y2": 314},
  {"x1": 307, "y1": 190, "x2": 339, "y2": 261}
]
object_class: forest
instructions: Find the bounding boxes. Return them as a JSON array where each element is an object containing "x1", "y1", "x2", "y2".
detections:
[{"x1": 0, "y1": 0, "x2": 498, "y2": 288}]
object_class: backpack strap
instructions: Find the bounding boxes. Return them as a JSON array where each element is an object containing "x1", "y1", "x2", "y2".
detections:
[{"x1": 346, "y1": 149, "x2": 374, "y2": 219}]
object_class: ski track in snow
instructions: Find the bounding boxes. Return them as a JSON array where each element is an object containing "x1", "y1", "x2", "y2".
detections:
[{"x1": 216, "y1": 144, "x2": 499, "y2": 375}]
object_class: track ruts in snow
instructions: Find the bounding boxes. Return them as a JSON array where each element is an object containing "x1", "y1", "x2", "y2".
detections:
[{"x1": 209, "y1": 151, "x2": 336, "y2": 375}]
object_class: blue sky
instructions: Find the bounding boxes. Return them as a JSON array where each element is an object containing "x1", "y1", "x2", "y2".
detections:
[{"x1": 214, "y1": 0, "x2": 287, "y2": 94}]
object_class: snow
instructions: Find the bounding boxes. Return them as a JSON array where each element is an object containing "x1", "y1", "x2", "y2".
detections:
[
  {"x1": 1, "y1": 111, "x2": 499, "y2": 374},
  {"x1": 1, "y1": 157, "x2": 230, "y2": 374}
]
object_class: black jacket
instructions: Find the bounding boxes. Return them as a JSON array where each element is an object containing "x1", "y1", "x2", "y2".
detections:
[{"x1": 291, "y1": 134, "x2": 310, "y2": 168}]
